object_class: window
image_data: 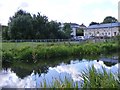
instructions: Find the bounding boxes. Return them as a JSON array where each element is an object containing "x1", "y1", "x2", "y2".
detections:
[
  {"x1": 114, "y1": 32, "x2": 117, "y2": 36},
  {"x1": 89, "y1": 32, "x2": 91, "y2": 35},
  {"x1": 97, "y1": 31, "x2": 99, "y2": 34},
  {"x1": 105, "y1": 33, "x2": 107, "y2": 36}
]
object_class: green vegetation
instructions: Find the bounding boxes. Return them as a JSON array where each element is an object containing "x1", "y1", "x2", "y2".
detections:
[
  {"x1": 89, "y1": 16, "x2": 118, "y2": 26},
  {"x1": 2, "y1": 41, "x2": 119, "y2": 88},
  {"x1": 2, "y1": 8, "x2": 118, "y2": 40},
  {"x1": 2, "y1": 9, "x2": 74, "y2": 40},
  {"x1": 38, "y1": 66, "x2": 119, "y2": 88},
  {"x1": 81, "y1": 66, "x2": 119, "y2": 88},
  {"x1": 102, "y1": 16, "x2": 118, "y2": 24},
  {"x1": 2, "y1": 41, "x2": 118, "y2": 61}
]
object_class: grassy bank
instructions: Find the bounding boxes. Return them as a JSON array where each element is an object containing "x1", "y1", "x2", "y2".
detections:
[
  {"x1": 2, "y1": 42, "x2": 118, "y2": 61},
  {"x1": 39, "y1": 66, "x2": 119, "y2": 88}
]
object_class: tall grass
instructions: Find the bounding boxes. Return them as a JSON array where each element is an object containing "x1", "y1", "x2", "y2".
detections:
[
  {"x1": 81, "y1": 66, "x2": 119, "y2": 88},
  {"x1": 2, "y1": 42, "x2": 118, "y2": 61},
  {"x1": 40, "y1": 77, "x2": 79, "y2": 88},
  {"x1": 39, "y1": 66, "x2": 119, "y2": 88}
]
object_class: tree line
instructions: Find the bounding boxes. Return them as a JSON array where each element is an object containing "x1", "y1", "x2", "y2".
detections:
[
  {"x1": 2, "y1": 9, "x2": 72, "y2": 40},
  {"x1": 2, "y1": 9, "x2": 118, "y2": 40},
  {"x1": 89, "y1": 16, "x2": 118, "y2": 26}
]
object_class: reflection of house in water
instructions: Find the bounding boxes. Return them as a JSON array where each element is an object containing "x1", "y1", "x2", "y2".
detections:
[
  {"x1": 99, "y1": 57, "x2": 118, "y2": 67},
  {"x1": 103, "y1": 62, "x2": 116, "y2": 67}
]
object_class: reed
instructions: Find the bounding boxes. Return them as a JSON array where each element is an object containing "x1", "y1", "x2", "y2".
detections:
[
  {"x1": 2, "y1": 42, "x2": 118, "y2": 61},
  {"x1": 38, "y1": 66, "x2": 119, "y2": 88},
  {"x1": 81, "y1": 66, "x2": 119, "y2": 88}
]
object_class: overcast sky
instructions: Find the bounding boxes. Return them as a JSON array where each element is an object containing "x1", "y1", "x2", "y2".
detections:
[{"x1": 0, "y1": 0, "x2": 119, "y2": 26}]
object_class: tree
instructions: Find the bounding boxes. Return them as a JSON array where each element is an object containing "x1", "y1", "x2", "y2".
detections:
[
  {"x1": 32, "y1": 13, "x2": 49, "y2": 39},
  {"x1": 102, "y1": 16, "x2": 118, "y2": 24},
  {"x1": 76, "y1": 28, "x2": 84, "y2": 36},
  {"x1": 47, "y1": 21, "x2": 61, "y2": 39},
  {"x1": 8, "y1": 9, "x2": 69, "y2": 40},
  {"x1": 8, "y1": 9, "x2": 33, "y2": 39},
  {"x1": 2, "y1": 25, "x2": 10, "y2": 40},
  {"x1": 89, "y1": 22, "x2": 99, "y2": 26},
  {"x1": 62, "y1": 23, "x2": 72, "y2": 38}
]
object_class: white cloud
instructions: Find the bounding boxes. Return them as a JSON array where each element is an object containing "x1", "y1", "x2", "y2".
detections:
[
  {"x1": 0, "y1": 69, "x2": 36, "y2": 88},
  {"x1": 0, "y1": 0, "x2": 118, "y2": 26},
  {"x1": 48, "y1": 60, "x2": 118, "y2": 82}
]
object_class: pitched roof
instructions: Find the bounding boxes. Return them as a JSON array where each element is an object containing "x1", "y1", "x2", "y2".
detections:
[
  {"x1": 87, "y1": 22, "x2": 120, "y2": 29},
  {"x1": 69, "y1": 23, "x2": 80, "y2": 26},
  {"x1": 80, "y1": 23, "x2": 86, "y2": 27}
]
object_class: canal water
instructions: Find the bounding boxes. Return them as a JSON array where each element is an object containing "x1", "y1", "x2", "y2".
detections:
[{"x1": 0, "y1": 54, "x2": 119, "y2": 88}]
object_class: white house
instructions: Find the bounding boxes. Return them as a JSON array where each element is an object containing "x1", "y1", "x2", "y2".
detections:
[
  {"x1": 70, "y1": 23, "x2": 86, "y2": 38},
  {"x1": 84, "y1": 22, "x2": 120, "y2": 38},
  {"x1": 60, "y1": 23, "x2": 86, "y2": 38},
  {"x1": 70, "y1": 23, "x2": 80, "y2": 38}
]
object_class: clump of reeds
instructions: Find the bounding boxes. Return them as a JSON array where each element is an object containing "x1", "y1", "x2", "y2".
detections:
[{"x1": 81, "y1": 65, "x2": 119, "y2": 88}]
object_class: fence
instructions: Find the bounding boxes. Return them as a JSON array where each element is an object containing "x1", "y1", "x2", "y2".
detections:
[
  {"x1": 2, "y1": 38, "x2": 117, "y2": 43},
  {"x1": 2, "y1": 39, "x2": 73, "y2": 42}
]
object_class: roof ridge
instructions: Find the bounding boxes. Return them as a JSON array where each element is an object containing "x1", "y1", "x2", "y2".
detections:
[{"x1": 87, "y1": 22, "x2": 120, "y2": 29}]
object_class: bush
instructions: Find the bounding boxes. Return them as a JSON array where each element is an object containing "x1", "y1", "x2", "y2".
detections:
[{"x1": 2, "y1": 42, "x2": 118, "y2": 61}]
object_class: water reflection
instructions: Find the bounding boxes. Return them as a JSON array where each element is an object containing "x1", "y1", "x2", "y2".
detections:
[
  {"x1": 0, "y1": 59, "x2": 118, "y2": 88},
  {"x1": 0, "y1": 69, "x2": 36, "y2": 88}
]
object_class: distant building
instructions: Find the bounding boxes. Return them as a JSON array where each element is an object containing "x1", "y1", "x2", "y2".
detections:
[
  {"x1": 84, "y1": 22, "x2": 120, "y2": 38},
  {"x1": 70, "y1": 23, "x2": 80, "y2": 38},
  {"x1": 60, "y1": 23, "x2": 86, "y2": 38},
  {"x1": 70, "y1": 23, "x2": 86, "y2": 39}
]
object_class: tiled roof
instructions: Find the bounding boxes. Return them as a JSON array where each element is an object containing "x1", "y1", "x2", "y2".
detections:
[{"x1": 87, "y1": 22, "x2": 120, "y2": 29}]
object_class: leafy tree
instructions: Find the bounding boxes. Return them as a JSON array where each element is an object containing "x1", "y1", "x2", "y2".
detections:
[
  {"x1": 89, "y1": 22, "x2": 99, "y2": 26},
  {"x1": 102, "y1": 16, "x2": 118, "y2": 24},
  {"x1": 8, "y1": 9, "x2": 33, "y2": 39},
  {"x1": 76, "y1": 28, "x2": 84, "y2": 36},
  {"x1": 47, "y1": 21, "x2": 61, "y2": 39},
  {"x1": 62, "y1": 23, "x2": 72, "y2": 38},
  {"x1": 8, "y1": 9, "x2": 71, "y2": 40},
  {"x1": 2, "y1": 25, "x2": 10, "y2": 40},
  {"x1": 32, "y1": 13, "x2": 49, "y2": 39}
]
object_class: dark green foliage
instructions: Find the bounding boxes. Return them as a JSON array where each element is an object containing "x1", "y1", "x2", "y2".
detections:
[
  {"x1": 89, "y1": 22, "x2": 99, "y2": 26},
  {"x1": 8, "y1": 10, "x2": 33, "y2": 39},
  {"x1": 6, "y1": 9, "x2": 65, "y2": 40},
  {"x1": 102, "y1": 16, "x2": 118, "y2": 24},
  {"x1": 2, "y1": 25, "x2": 10, "y2": 40},
  {"x1": 2, "y1": 52, "x2": 14, "y2": 61},
  {"x1": 17, "y1": 47, "x2": 33, "y2": 60},
  {"x1": 62, "y1": 23, "x2": 72, "y2": 38},
  {"x1": 2, "y1": 42, "x2": 118, "y2": 61},
  {"x1": 100, "y1": 43, "x2": 117, "y2": 53},
  {"x1": 76, "y1": 28, "x2": 84, "y2": 36}
]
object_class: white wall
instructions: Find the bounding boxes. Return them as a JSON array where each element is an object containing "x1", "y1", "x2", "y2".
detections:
[
  {"x1": 84, "y1": 27, "x2": 119, "y2": 37},
  {"x1": 71, "y1": 27, "x2": 76, "y2": 37}
]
